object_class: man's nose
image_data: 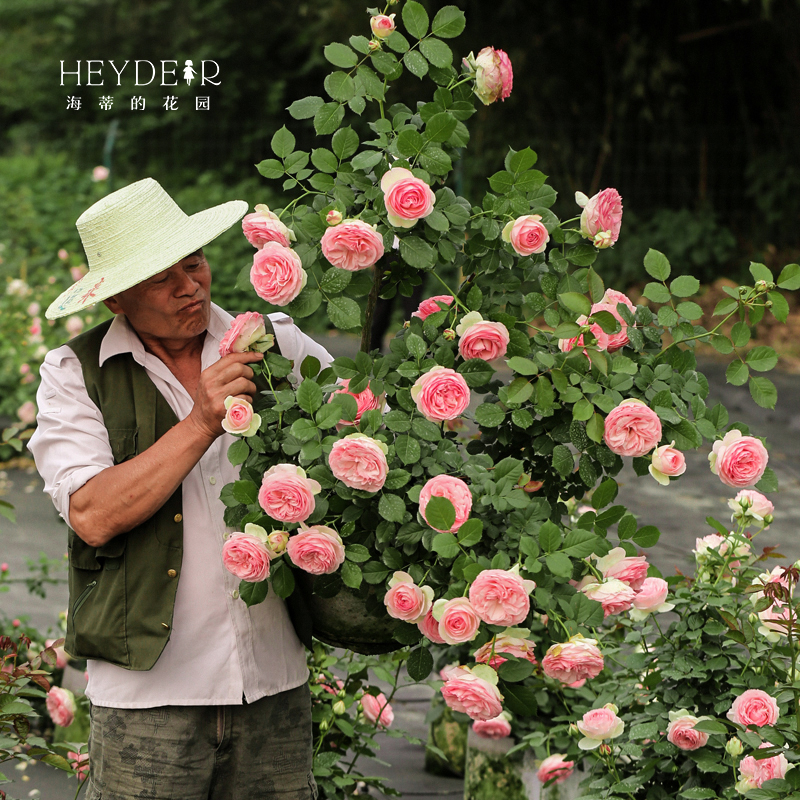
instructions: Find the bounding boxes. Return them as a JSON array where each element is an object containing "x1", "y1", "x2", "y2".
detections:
[{"x1": 174, "y1": 268, "x2": 200, "y2": 294}]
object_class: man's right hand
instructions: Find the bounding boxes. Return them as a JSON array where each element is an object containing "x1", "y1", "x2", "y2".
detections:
[{"x1": 188, "y1": 352, "x2": 264, "y2": 440}]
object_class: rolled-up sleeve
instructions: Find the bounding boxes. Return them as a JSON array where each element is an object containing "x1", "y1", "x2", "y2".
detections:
[{"x1": 27, "y1": 346, "x2": 114, "y2": 530}]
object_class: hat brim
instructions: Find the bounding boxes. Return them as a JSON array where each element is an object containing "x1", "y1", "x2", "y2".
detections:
[{"x1": 46, "y1": 199, "x2": 249, "y2": 320}]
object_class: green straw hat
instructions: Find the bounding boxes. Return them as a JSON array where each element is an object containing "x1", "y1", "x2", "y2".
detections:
[{"x1": 46, "y1": 177, "x2": 248, "y2": 320}]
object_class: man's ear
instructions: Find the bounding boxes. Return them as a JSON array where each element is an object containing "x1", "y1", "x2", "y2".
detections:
[{"x1": 103, "y1": 296, "x2": 123, "y2": 315}]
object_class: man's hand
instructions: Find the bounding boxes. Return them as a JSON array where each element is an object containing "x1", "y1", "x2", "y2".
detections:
[{"x1": 188, "y1": 352, "x2": 264, "y2": 440}]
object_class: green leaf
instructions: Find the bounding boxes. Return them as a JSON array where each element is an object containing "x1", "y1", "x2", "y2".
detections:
[
  {"x1": 501, "y1": 684, "x2": 538, "y2": 716},
  {"x1": 749, "y1": 262, "x2": 773, "y2": 284},
  {"x1": 488, "y1": 170, "x2": 514, "y2": 194},
  {"x1": 403, "y1": 50, "x2": 429, "y2": 78},
  {"x1": 559, "y1": 292, "x2": 592, "y2": 317},
  {"x1": 395, "y1": 435, "x2": 421, "y2": 465},
  {"x1": 768, "y1": 290, "x2": 790, "y2": 323},
  {"x1": 587, "y1": 267, "x2": 605, "y2": 304},
  {"x1": 385, "y1": 31, "x2": 411, "y2": 53},
  {"x1": 232, "y1": 480, "x2": 258, "y2": 505},
  {"x1": 314, "y1": 102, "x2": 345, "y2": 135},
  {"x1": 431, "y1": 5, "x2": 466, "y2": 37},
  {"x1": 592, "y1": 478, "x2": 618, "y2": 509},
  {"x1": 324, "y1": 43, "x2": 358, "y2": 68},
  {"x1": 412, "y1": 417, "x2": 442, "y2": 441},
  {"x1": 644, "y1": 248, "x2": 671, "y2": 281},
  {"x1": 658, "y1": 306, "x2": 679, "y2": 327},
  {"x1": 341, "y1": 560, "x2": 363, "y2": 589},
  {"x1": 288, "y1": 96, "x2": 324, "y2": 120},
  {"x1": 692, "y1": 719, "x2": 729, "y2": 734},
  {"x1": 643, "y1": 282, "x2": 671, "y2": 304},
  {"x1": 726, "y1": 360, "x2": 749, "y2": 386},
  {"x1": 425, "y1": 496, "x2": 456, "y2": 531},
  {"x1": 497, "y1": 659, "x2": 534, "y2": 683},
  {"x1": 271, "y1": 559, "x2": 296, "y2": 598},
  {"x1": 396, "y1": 129, "x2": 425, "y2": 157},
  {"x1": 756, "y1": 467, "x2": 778, "y2": 493},
  {"x1": 424, "y1": 112, "x2": 458, "y2": 143},
  {"x1": 632, "y1": 525, "x2": 660, "y2": 548},
  {"x1": 749, "y1": 376, "x2": 777, "y2": 409},
  {"x1": 240, "y1": 578, "x2": 269, "y2": 607},
  {"x1": 255, "y1": 158, "x2": 285, "y2": 180},
  {"x1": 677, "y1": 301, "x2": 703, "y2": 320},
  {"x1": 475, "y1": 403, "x2": 505, "y2": 427},
  {"x1": 403, "y1": 0, "x2": 430, "y2": 38},
  {"x1": 399, "y1": 236, "x2": 437, "y2": 268},
  {"x1": 271, "y1": 125, "x2": 295, "y2": 158},
  {"x1": 546, "y1": 551, "x2": 573, "y2": 578},
  {"x1": 332, "y1": 127, "x2": 359, "y2": 159},
  {"x1": 506, "y1": 357, "x2": 538, "y2": 376},
  {"x1": 746, "y1": 346, "x2": 778, "y2": 372},
  {"x1": 670, "y1": 275, "x2": 700, "y2": 297},
  {"x1": 562, "y1": 529, "x2": 599, "y2": 558},
  {"x1": 379, "y1": 494, "x2": 407, "y2": 522},
  {"x1": 419, "y1": 37, "x2": 452, "y2": 68},
  {"x1": 586, "y1": 413, "x2": 605, "y2": 443},
  {"x1": 457, "y1": 519, "x2": 483, "y2": 548},
  {"x1": 345, "y1": 544, "x2": 371, "y2": 563},
  {"x1": 407, "y1": 647, "x2": 434, "y2": 681},
  {"x1": 324, "y1": 71, "x2": 355, "y2": 103},
  {"x1": 351, "y1": 150, "x2": 383, "y2": 172},
  {"x1": 778, "y1": 262, "x2": 800, "y2": 290},
  {"x1": 539, "y1": 521, "x2": 562, "y2": 553},
  {"x1": 362, "y1": 561, "x2": 390, "y2": 584},
  {"x1": 319, "y1": 267, "x2": 352, "y2": 294},
  {"x1": 419, "y1": 146, "x2": 452, "y2": 176},
  {"x1": 432, "y1": 532, "x2": 459, "y2": 558},
  {"x1": 227, "y1": 438, "x2": 249, "y2": 466},
  {"x1": 297, "y1": 380, "x2": 323, "y2": 413},
  {"x1": 570, "y1": 592, "x2": 605, "y2": 627},
  {"x1": 730, "y1": 321, "x2": 751, "y2": 347},
  {"x1": 327, "y1": 296, "x2": 361, "y2": 330},
  {"x1": 552, "y1": 444, "x2": 574, "y2": 477},
  {"x1": 506, "y1": 377, "x2": 534, "y2": 404}
]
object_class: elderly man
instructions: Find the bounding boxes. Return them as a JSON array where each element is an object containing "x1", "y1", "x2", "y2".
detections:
[{"x1": 29, "y1": 178, "x2": 328, "y2": 799}]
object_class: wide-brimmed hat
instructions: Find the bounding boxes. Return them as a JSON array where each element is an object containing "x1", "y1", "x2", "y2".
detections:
[{"x1": 46, "y1": 177, "x2": 248, "y2": 319}]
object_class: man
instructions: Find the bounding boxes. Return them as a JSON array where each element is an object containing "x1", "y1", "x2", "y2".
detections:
[{"x1": 29, "y1": 177, "x2": 329, "y2": 798}]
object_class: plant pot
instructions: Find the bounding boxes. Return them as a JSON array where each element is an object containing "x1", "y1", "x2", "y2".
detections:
[
  {"x1": 464, "y1": 729, "x2": 585, "y2": 800},
  {"x1": 425, "y1": 704, "x2": 469, "y2": 777},
  {"x1": 294, "y1": 571, "x2": 402, "y2": 655}
]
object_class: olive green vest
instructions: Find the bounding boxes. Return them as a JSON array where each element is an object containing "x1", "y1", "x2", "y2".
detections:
[{"x1": 64, "y1": 316, "x2": 313, "y2": 670}]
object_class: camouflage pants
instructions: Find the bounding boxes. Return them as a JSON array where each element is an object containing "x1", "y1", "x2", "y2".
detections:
[{"x1": 85, "y1": 683, "x2": 317, "y2": 800}]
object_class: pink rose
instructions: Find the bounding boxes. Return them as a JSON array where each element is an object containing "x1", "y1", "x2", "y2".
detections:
[
  {"x1": 219, "y1": 311, "x2": 269, "y2": 356},
  {"x1": 92, "y1": 165, "x2": 109, "y2": 182},
  {"x1": 17, "y1": 401, "x2": 36, "y2": 425},
  {"x1": 456, "y1": 312, "x2": 510, "y2": 362},
  {"x1": 558, "y1": 302, "x2": 630, "y2": 354},
  {"x1": 594, "y1": 547, "x2": 648, "y2": 591},
  {"x1": 412, "y1": 295, "x2": 454, "y2": 320},
  {"x1": 601, "y1": 289, "x2": 635, "y2": 313},
  {"x1": 250, "y1": 242, "x2": 307, "y2": 306},
  {"x1": 242, "y1": 204, "x2": 295, "y2": 249},
  {"x1": 542, "y1": 635, "x2": 604, "y2": 685},
  {"x1": 222, "y1": 396, "x2": 261, "y2": 437},
  {"x1": 537, "y1": 754, "x2": 575, "y2": 785},
  {"x1": 468, "y1": 47, "x2": 513, "y2": 105},
  {"x1": 328, "y1": 433, "x2": 389, "y2": 492},
  {"x1": 419, "y1": 474, "x2": 472, "y2": 532},
  {"x1": 738, "y1": 745, "x2": 790, "y2": 791},
  {"x1": 320, "y1": 219, "x2": 385, "y2": 272},
  {"x1": 65, "y1": 316, "x2": 84, "y2": 337},
  {"x1": 380, "y1": 168, "x2": 435, "y2": 229},
  {"x1": 58, "y1": 248, "x2": 69, "y2": 261},
  {"x1": 630, "y1": 577, "x2": 674, "y2": 621},
  {"x1": 474, "y1": 633, "x2": 538, "y2": 669},
  {"x1": 222, "y1": 532, "x2": 271, "y2": 582},
  {"x1": 370, "y1": 14, "x2": 396, "y2": 38},
  {"x1": 472, "y1": 714, "x2": 512, "y2": 739},
  {"x1": 709, "y1": 430, "x2": 769, "y2": 488},
  {"x1": 577, "y1": 705, "x2": 625, "y2": 749},
  {"x1": 44, "y1": 639, "x2": 68, "y2": 669},
  {"x1": 417, "y1": 608, "x2": 446, "y2": 643},
  {"x1": 258, "y1": 464, "x2": 321, "y2": 523},
  {"x1": 666, "y1": 711, "x2": 709, "y2": 751},
  {"x1": 469, "y1": 568, "x2": 535, "y2": 627},
  {"x1": 384, "y1": 571, "x2": 433, "y2": 623},
  {"x1": 266, "y1": 530, "x2": 289, "y2": 557},
  {"x1": 411, "y1": 366, "x2": 470, "y2": 422},
  {"x1": 46, "y1": 686, "x2": 76, "y2": 728},
  {"x1": 502, "y1": 215, "x2": 550, "y2": 256},
  {"x1": 727, "y1": 689, "x2": 780, "y2": 728},
  {"x1": 361, "y1": 692, "x2": 394, "y2": 728},
  {"x1": 649, "y1": 440, "x2": 686, "y2": 485},
  {"x1": 603, "y1": 399, "x2": 662, "y2": 458},
  {"x1": 70, "y1": 265, "x2": 88, "y2": 282},
  {"x1": 582, "y1": 579, "x2": 636, "y2": 617},
  {"x1": 326, "y1": 209, "x2": 343, "y2": 226},
  {"x1": 328, "y1": 379, "x2": 383, "y2": 426},
  {"x1": 286, "y1": 525, "x2": 345, "y2": 575},
  {"x1": 440, "y1": 666, "x2": 504, "y2": 721},
  {"x1": 729, "y1": 489, "x2": 774, "y2": 525},
  {"x1": 577, "y1": 188, "x2": 623, "y2": 248},
  {"x1": 433, "y1": 597, "x2": 481, "y2": 645}
]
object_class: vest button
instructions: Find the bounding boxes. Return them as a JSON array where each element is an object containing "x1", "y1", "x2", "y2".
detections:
[
  {"x1": 168, "y1": 569, "x2": 177, "y2": 578},
  {"x1": 173, "y1": 513, "x2": 182, "y2": 523},
  {"x1": 161, "y1": 622, "x2": 170, "y2": 629}
]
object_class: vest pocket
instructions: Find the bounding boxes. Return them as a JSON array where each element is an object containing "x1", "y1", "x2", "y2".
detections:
[{"x1": 72, "y1": 580, "x2": 97, "y2": 616}]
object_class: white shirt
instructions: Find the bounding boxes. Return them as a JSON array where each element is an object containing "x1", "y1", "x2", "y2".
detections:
[{"x1": 28, "y1": 304, "x2": 333, "y2": 708}]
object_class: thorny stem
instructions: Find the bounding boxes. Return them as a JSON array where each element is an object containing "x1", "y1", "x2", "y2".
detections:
[{"x1": 361, "y1": 261, "x2": 386, "y2": 353}]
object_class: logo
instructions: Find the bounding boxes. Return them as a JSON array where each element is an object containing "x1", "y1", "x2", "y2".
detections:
[{"x1": 59, "y1": 60, "x2": 221, "y2": 87}]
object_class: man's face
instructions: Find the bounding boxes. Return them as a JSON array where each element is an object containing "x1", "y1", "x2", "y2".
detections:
[{"x1": 103, "y1": 250, "x2": 212, "y2": 342}]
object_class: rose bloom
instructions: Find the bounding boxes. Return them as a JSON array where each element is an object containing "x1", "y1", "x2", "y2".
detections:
[
  {"x1": 417, "y1": 608, "x2": 446, "y2": 643},
  {"x1": 474, "y1": 632, "x2": 538, "y2": 669},
  {"x1": 328, "y1": 378, "x2": 383, "y2": 426},
  {"x1": 737, "y1": 745, "x2": 790, "y2": 792},
  {"x1": 729, "y1": 489, "x2": 774, "y2": 527},
  {"x1": 286, "y1": 525, "x2": 345, "y2": 575},
  {"x1": 266, "y1": 530, "x2": 289, "y2": 558},
  {"x1": 559, "y1": 303, "x2": 629, "y2": 354},
  {"x1": 542, "y1": 635, "x2": 604, "y2": 685},
  {"x1": 380, "y1": 167, "x2": 436, "y2": 228},
  {"x1": 502, "y1": 214, "x2": 550, "y2": 256},
  {"x1": 17, "y1": 401, "x2": 36, "y2": 425},
  {"x1": 384, "y1": 571, "x2": 433, "y2": 623},
  {"x1": 440, "y1": 666, "x2": 504, "y2": 721},
  {"x1": 242, "y1": 204, "x2": 296, "y2": 249},
  {"x1": 419, "y1": 474, "x2": 472, "y2": 532},
  {"x1": 361, "y1": 692, "x2": 394, "y2": 728},
  {"x1": 411, "y1": 366, "x2": 470, "y2": 422},
  {"x1": 411, "y1": 295, "x2": 453, "y2": 320},
  {"x1": 709, "y1": 429, "x2": 769, "y2": 488},
  {"x1": 250, "y1": 242, "x2": 307, "y2": 306},
  {"x1": 326, "y1": 209, "x2": 343, "y2": 226},
  {"x1": 601, "y1": 289, "x2": 635, "y2": 313},
  {"x1": 649, "y1": 440, "x2": 686, "y2": 485},
  {"x1": 433, "y1": 597, "x2": 481, "y2": 645},
  {"x1": 328, "y1": 433, "x2": 389, "y2": 492},
  {"x1": 46, "y1": 686, "x2": 76, "y2": 728},
  {"x1": 604, "y1": 399, "x2": 662, "y2": 458},
  {"x1": 222, "y1": 396, "x2": 261, "y2": 437},
  {"x1": 469, "y1": 47, "x2": 513, "y2": 105},
  {"x1": 455, "y1": 312, "x2": 510, "y2": 362},
  {"x1": 666, "y1": 710, "x2": 709, "y2": 751},
  {"x1": 258, "y1": 464, "x2": 321, "y2": 523},
  {"x1": 468, "y1": 568, "x2": 535, "y2": 627},
  {"x1": 370, "y1": 13, "x2": 396, "y2": 38},
  {"x1": 630, "y1": 577, "x2": 674, "y2": 621},
  {"x1": 320, "y1": 219, "x2": 385, "y2": 271},
  {"x1": 577, "y1": 704, "x2": 625, "y2": 750},
  {"x1": 537, "y1": 754, "x2": 575, "y2": 785},
  {"x1": 727, "y1": 689, "x2": 780, "y2": 728},
  {"x1": 472, "y1": 713, "x2": 512, "y2": 740},
  {"x1": 595, "y1": 547, "x2": 648, "y2": 591},
  {"x1": 92, "y1": 165, "x2": 109, "y2": 182},
  {"x1": 577, "y1": 188, "x2": 623, "y2": 248},
  {"x1": 219, "y1": 311, "x2": 268, "y2": 356},
  {"x1": 222, "y1": 532, "x2": 271, "y2": 582},
  {"x1": 582, "y1": 578, "x2": 636, "y2": 617}
]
